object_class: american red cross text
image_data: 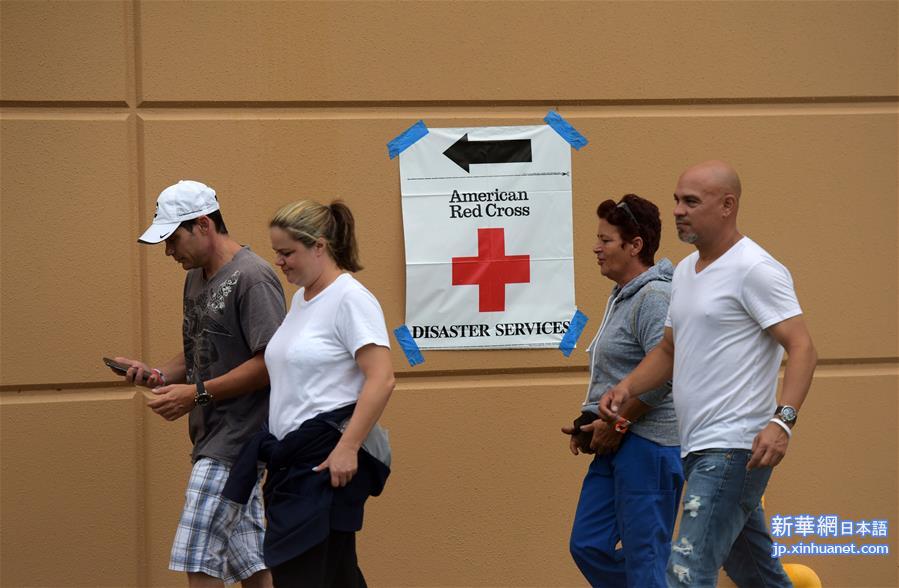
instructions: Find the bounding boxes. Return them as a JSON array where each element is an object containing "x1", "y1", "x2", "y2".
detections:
[{"x1": 451, "y1": 227, "x2": 530, "y2": 312}]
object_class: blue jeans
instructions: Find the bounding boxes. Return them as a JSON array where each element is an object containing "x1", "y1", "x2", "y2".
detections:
[
  {"x1": 570, "y1": 433, "x2": 684, "y2": 588},
  {"x1": 667, "y1": 449, "x2": 792, "y2": 587}
]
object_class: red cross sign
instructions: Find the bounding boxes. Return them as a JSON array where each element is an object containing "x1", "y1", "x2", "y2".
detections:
[
  {"x1": 452, "y1": 228, "x2": 530, "y2": 312},
  {"x1": 399, "y1": 122, "x2": 576, "y2": 349}
]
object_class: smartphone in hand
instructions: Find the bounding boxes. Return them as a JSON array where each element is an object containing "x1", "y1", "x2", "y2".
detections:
[{"x1": 103, "y1": 357, "x2": 150, "y2": 383}]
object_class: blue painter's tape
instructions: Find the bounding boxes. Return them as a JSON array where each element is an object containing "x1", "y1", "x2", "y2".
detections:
[
  {"x1": 387, "y1": 120, "x2": 429, "y2": 159},
  {"x1": 544, "y1": 111, "x2": 589, "y2": 150},
  {"x1": 559, "y1": 309, "x2": 589, "y2": 357},
  {"x1": 393, "y1": 325, "x2": 425, "y2": 367}
]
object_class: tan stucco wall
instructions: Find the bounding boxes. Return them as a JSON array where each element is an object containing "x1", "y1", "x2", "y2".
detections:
[{"x1": 1, "y1": 1, "x2": 896, "y2": 586}]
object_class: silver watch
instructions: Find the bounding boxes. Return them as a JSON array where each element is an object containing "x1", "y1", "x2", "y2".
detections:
[{"x1": 774, "y1": 405, "x2": 798, "y2": 428}]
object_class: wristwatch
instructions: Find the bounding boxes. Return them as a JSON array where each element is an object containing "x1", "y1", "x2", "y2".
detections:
[
  {"x1": 773, "y1": 405, "x2": 798, "y2": 428},
  {"x1": 194, "y1": 380, "x2": 213, "y2": 406}
]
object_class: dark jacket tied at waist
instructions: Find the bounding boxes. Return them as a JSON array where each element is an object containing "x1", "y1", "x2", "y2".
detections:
[{"x1": 223, "y1": 404, "x2": 390, "y2": 568}]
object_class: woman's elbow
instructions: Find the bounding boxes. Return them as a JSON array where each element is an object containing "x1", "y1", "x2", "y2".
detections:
[{"x1": 383, "y1": 373, "x2": 396, "y2": 396}]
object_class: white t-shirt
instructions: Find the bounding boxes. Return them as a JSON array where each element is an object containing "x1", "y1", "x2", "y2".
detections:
[
  {"x1": 665, "y1": 237, "x2": 802, "y2": 456},
  {"x1": 265, "y1": 273, "x2": 390, "y2": 440}
]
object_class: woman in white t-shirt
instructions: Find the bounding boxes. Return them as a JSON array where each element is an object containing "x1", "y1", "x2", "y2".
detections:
[{"x1": 263, "y1": 199, "x2": 394, "y2": 587}]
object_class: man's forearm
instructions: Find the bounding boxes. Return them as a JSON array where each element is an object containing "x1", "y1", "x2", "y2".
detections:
[
  {"x1": 620, "y1": 335, "x2": 675, "y2": 400},
  {"x1": 615, "y1": 398, "x2": 653, "y2": 423},
  {"x1": 766, "y1": 316, "x2": 817, "y2": 412},
  {"x1": 780, "y1": 339, "x2": 817, "y2": 410},
  {"x1": 203, "y1": 353, "x2": 269, "y2": 401},
  {"x1": 157, "y1": 353, "x2": 187, "y2": 384}
]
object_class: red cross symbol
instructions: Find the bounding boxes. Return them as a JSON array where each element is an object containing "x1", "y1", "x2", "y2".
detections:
[{"x1": 452, "y1": 228, "x2": 530, "y2": 312}]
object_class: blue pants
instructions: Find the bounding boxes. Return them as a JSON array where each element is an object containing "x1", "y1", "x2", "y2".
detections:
[
  {"x1": 667, "y1": 449, "x2": 792, "y2": 587},
  {"x1": 570, "y1": 433, "x2": 684, "y2": 588}
]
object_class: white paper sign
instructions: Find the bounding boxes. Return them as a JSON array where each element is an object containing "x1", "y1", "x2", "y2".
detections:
[{"x1": 399, "y1": 124, "x2": 576, "y2": 349}]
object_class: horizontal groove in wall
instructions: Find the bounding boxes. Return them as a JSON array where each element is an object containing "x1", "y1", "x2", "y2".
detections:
[
  {"x1": 397, "y1": 359, "x2": 899, "y2": 388},
  {"x1": 0, "y1": 381, "x2": 137, "y2": 394},
  {"x1": 811, "y1": 358, "x2": 899, "y2": 378},
  {"x1": 139, "y1": 103, "x2": 899, "y2": 120},
  {"x1": 816, "y1": 356, "x2": 899, "y2": 366},
  {"x1": 3, "y1": 104, "x2": 895, "y2": 122},
  {"x1": 0, "y1": 100, "x2": 130, "y2": 108},
  {"x1": 1, "y1": 96, "x2": 896, "y2": 112},
  {"x1": 0, "y1": 110, "x2": 131, "y2": 120},
  {"x1": 129, "y1": 96, "x2": 899, "y2": 108},
  {"x1": 0, "y1": 388, "x2": 140, "y2": 405},
  {"x1": 2, "y1": 358, "x2": 895, "y2": 396}
]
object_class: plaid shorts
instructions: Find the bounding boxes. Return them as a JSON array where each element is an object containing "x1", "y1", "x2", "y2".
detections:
[{"x1": 169, "y1": 457, "x2": 266, "y2": 584}]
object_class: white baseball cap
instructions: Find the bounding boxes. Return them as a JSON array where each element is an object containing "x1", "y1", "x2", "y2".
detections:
[{"x1": 138, "y1": 180, "x2": 220, "y2": 244}]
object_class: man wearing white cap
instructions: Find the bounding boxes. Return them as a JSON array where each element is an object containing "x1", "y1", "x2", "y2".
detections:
[{"x1": 112, "y1": 180, "x2": 285, "y2": 588}]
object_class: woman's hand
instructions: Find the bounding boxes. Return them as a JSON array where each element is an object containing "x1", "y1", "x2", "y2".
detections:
[
  {"x1": 561, "y1": 422, "x2": 596, "y2": 456},
  {"x1": 314, "y1": 442, "x2": 359, "y2": 487},
  {"x1": 579, "y1": 419, "x2": 624, "y2": 455}
]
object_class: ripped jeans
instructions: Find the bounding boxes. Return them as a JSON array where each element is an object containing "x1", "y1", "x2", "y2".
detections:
[{"x1": 667, "y1": 449, "x2": 792, "y2": 588}]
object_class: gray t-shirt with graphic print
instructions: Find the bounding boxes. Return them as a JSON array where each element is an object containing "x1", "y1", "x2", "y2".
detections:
[{"x1": 182, "y1": 246, "x2": 285, "y2": 464}]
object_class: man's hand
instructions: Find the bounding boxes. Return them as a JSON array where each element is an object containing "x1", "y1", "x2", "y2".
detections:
[
  {"x1": 314, "y1": 442, "x2": 359, "y2": 488},
  {"x1": 579, "y1": 419, "x2": 624, "y2": 455},
  {"x1": 112, "y1": 356, "x2": 163, "y2": 388},
  {"x1": 146, "y1": 384, "x2": 196, "y2": 421},
  {"x1": 598, "y1": 383, "x2": 630, "y2": 421},
  {"x1": 747, "y1": 422, "x2": 790, "y2": 470}
]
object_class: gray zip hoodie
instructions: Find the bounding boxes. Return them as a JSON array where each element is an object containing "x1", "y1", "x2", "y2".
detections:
[{"x1": 581, "y1": 258, "x2": 679, "y2": 446}]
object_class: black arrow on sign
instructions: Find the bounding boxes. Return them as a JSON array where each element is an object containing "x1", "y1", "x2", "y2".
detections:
[{"x1": 443, "y1": 133, "x2": 532, "y2": 173}]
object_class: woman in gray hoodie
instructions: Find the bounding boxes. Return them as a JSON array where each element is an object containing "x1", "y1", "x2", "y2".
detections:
[{"x1": 563, "y1": 194, "x2": 684, "y2": 588}]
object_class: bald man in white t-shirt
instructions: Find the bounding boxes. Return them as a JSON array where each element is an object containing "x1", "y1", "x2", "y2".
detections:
[{"x1": 600, "y1": 161, "x2": 817, "y2": 587}]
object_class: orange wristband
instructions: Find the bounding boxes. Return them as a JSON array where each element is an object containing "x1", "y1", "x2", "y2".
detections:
[{"x1": 614, "y1": 417, "x2": 632, "y2": 433}]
